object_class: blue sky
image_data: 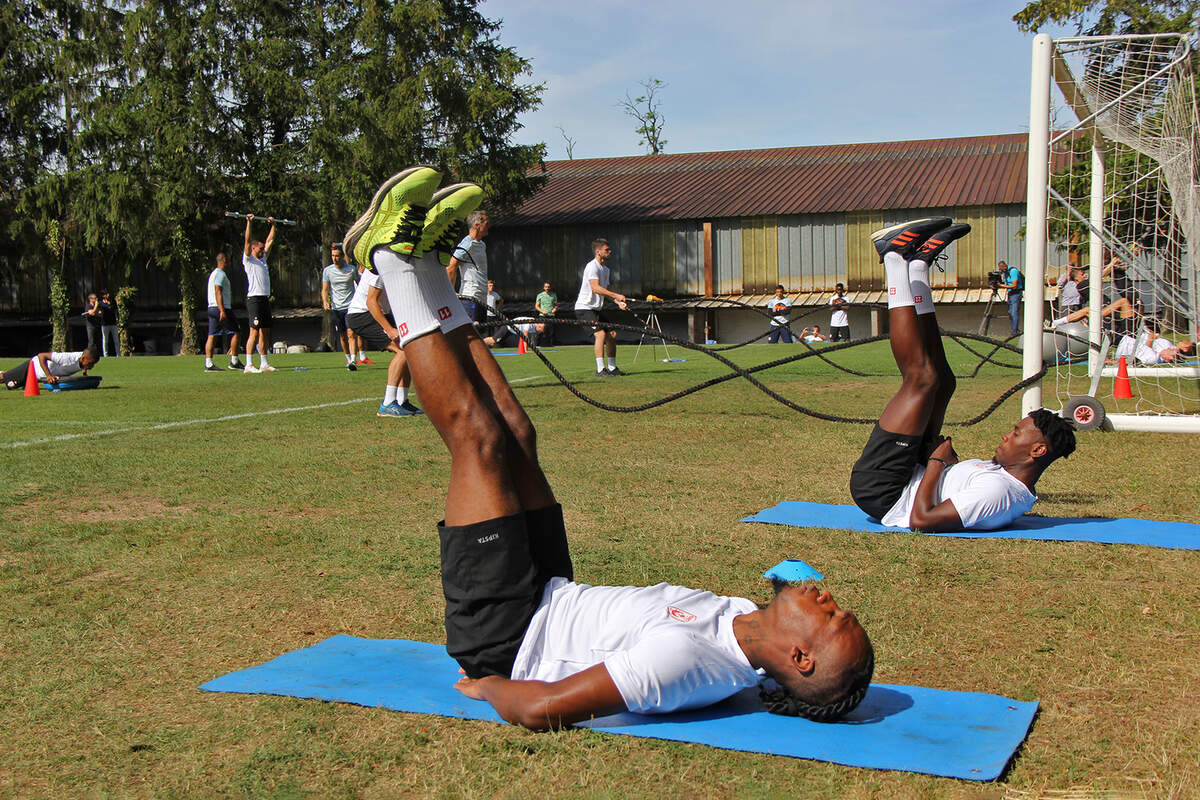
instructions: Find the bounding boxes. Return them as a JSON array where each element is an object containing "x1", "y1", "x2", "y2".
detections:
[{"x1": 480, "y1": 0, "x2": 1075, "y2": 160}]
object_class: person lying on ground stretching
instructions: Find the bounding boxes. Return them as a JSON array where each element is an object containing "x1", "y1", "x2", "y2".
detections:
[
  {"x1": 850, "y1": 219, "x2": 1077, "y2": 532},
  {"x1": 344, "y1": 166, "x2": 874, "y2": 730}
]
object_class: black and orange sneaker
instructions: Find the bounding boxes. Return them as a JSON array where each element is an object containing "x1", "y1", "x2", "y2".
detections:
[
  {"x1": 911, "y1": 222, "x2": 971, "y2": 264},
  {"x1": 869, "y1": 217, "x2": 953, "y2": 262}
]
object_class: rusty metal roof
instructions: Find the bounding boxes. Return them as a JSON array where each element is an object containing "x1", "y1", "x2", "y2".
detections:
[
  {"x1": 505, "y1": 134, "x2": 1035, "y2": 225},
  {"x1": 679, "y1": 288, "x2": 995, "y2": 309}
]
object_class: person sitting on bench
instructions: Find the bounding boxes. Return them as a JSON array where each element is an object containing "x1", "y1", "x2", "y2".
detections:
[
  {"x1": 849, "y1": 219, "x2": 1077, "y2": 532},
  {"x1": 344, "y1": 166, "x2": 875, "y2": 730}
]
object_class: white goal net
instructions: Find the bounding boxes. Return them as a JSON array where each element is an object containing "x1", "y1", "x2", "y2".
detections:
[{"x1": 1023, "y1": 33, "x2": 1200, "y2": 433}]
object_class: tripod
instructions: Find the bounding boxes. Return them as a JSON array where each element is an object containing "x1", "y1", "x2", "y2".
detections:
[
  {"x1": 632, "y1": 308, "x2": 675, "y2": 364},
  {"x1": 978, "y1": 288, "x2": 1001, "y2": 335}
]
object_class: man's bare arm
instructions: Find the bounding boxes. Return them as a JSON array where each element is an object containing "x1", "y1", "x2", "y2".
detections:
[
  {"x1": 588, "y1": 278, "x2": 627, "y2": 310},
  {"x1": 263, "y1": 218, "x2": 277, "y2": 257},
  {"x1": 454, "y1": 663, "x2": 628, "y2": 730},
  {"x1": 907, "y1": 438, "x2": 966, "y2": 531},
  {"x1": 321, "y1": 281, "x2": 331, "y2": 311},
  {"x1": 365, "y1": 286, "x2": 398, "y2": 341},
  {"x1": 243, "y1": 215, "x2": 254, "y2": 257}
]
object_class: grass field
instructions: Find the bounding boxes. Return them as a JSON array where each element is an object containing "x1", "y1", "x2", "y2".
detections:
[{"x1": 2, "y1": 340, "x2": 1198, "y2": 799}]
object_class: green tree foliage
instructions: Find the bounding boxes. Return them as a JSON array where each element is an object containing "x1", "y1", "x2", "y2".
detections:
[
  {"x1": 3, "y1": 0, "x2": 545, "y2": 345},
  {"x1": 1013, "y1": 0, "x2": 1199, "y2": 35}
]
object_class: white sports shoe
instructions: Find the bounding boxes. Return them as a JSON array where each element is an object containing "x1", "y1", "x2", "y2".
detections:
[
  {"x1": 244, "y1": 364, "x2": 261, "y2": 374},
  {"x1": 259, "y1": 364, "x2": 277, "y2": 372}
]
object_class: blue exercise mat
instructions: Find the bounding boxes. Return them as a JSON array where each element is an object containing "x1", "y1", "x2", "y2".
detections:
[
  {"x1": 40, "y1": 376, "x2": 102, "y2": 392},
  {"x1": 764, "y1": 559, "x2": 823, "y2": 582},
  {"x1": 743, "y1": 501, "x2": 1200, "y2": 550},
  {"x1": 200, "y1": 635, "x2": 1037, "y2": 781}
]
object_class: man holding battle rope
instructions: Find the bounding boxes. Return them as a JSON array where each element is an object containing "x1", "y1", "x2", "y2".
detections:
[{"x1": 850, "y1": 219, "x2": 1077, "y2": 532}]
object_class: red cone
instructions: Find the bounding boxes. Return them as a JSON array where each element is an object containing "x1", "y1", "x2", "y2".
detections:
[
  {"x1": 517, "y1": 336, "x2": 527, "y2": 354},
  {"x1": 1113, "y1": 355, "x2": 1133, "y2": 399},
  {"x1": 23, "y1": 359, "x2": 40, "y2": 396}
]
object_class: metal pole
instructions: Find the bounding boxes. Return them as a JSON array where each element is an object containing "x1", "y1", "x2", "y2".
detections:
[
  {"x1": 1088, "y1": 141, "x2": 1105, "y2": 376},
  {"x1": 224, "y1": 211, "x2": 299, "y2": 226},
  {"x1": 1023, "y1": 33, "x2": 1053, "y2": 416}
]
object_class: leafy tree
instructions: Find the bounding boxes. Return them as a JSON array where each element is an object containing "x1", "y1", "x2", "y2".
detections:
[
  {"x1": 1013, "y1": 0, "x2": 1199, "y2": 35},
  {"x1": 619, "y1": 77, "x2": 667, "y2": 155}
]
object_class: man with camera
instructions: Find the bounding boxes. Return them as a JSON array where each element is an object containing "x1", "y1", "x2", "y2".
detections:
[{"x1": 996, "y1": 260, "x2": 1023, "y2": 336}]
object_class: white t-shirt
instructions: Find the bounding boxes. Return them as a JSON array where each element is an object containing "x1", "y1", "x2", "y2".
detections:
[
  {"x1": 1056, "y1": 273, "x2": 1081, "y2": 307},
  {"x1": 34, "y1": 352, "x2": 85, "y2": 380},
  {"x1": 768, "y1": 295, "x2": 792, "y2": 326},
  {"x1": 347, "y1": 269, "x2": 389, "y2": 315},
  {"x1": 207, "y1": 268, "x2": 232, "y2": 308},
  {"x1": 322, "y1": 264, "x2": 357, "y2": 310},
  {"x1": 243, "y1": 254, "x2": 270, "y2": 298},
  {"x1": 511, "y1": 578, "x2": 762, "y2": 715},
  {"x1": 575, "y1": 259, "x2": 611, "y2": 311},
  {"x1": 1116, "y1": 329, "x2": 1173, "y2": 364},
  {"x1": 830, "y1": 295, "x2": 848, "y2": 327},
  {"x1": 453, "y1": 236, "x2": 488, "y2": 303},
  {"x1": 486, "y1": 290, "x2": 502, "y2": 318},
  {"x1": 882, "y1": 458, "x2": 1036, "y2": 530}
]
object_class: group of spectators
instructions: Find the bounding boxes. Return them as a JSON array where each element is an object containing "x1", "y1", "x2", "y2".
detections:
[{"x1": 767, "y1": 283, "x2": 852, "y2": 344}]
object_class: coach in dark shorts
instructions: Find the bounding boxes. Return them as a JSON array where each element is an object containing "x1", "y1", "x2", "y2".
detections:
[
  {"x1": 575, "y1": 307, "x2": 615, "y2": 333},
  {"x1": 208, "y1": 305, "x2": 240, "y2": 339},
  {"x1": 246, "y1": 296, "x2": 272, "y2": 331}
]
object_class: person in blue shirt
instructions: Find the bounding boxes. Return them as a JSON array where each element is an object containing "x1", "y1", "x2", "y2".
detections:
[{"x1": 998, "y1": 260, "x2": 1024, "y2": 335}]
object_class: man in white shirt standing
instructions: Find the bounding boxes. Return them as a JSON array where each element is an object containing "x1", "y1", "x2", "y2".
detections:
[
  {"x1": 767, "y1": 285, "x2": 793, "y2": 343},
  {"x1": 322, "y1": 242, "x2": 359, "y2": 371},
  {"x1": 345, "y1": 267, "x2": 421, "y2": 417},
  {"x1": 446, "y1": 210, "x2": 490, "y2": 327},
  {"x1": 850, "y1": 219, "x2": 1077, "y2": 532},
  {"x1": 574, "y1": 238, "x2": 628, "y2": 376},
  {"x1": 829, "y1": 283, "x2": 850, "y2": 342},
  {"x1": 204, "y1": 253, "x2": 244, "y2": 372},
  {"x1": 242, "y1": 214, "x2": 277, "y2": 374}
]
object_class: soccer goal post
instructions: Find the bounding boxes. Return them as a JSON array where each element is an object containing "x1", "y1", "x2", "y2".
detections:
[{"x1": 1023, "y1": 32, "x2": 1200, "y2": 433}]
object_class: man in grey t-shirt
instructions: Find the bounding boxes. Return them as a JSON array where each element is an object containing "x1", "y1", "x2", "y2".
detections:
[
  {"x1": 446, "y1": 210, "x2": 489, "y2": 325},
  {"x1": 322, "y1": 243, "x2": 359, "y2": 370}
]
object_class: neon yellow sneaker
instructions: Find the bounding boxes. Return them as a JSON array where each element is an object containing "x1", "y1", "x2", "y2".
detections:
[
  {"x1": 419, "y1": 182, "x2": 483, "y2": 264},
  {"x1": 344, "y1": 166, "x2": 441, "y2": 266}
]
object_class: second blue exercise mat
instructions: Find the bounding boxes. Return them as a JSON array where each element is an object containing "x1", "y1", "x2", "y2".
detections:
[
  {"x1": 200, "y1": 634, "x2": 1037, "y2": 781},
  {"x1": 743, "y1": 501, "x2": 1200, "y2": 550}
]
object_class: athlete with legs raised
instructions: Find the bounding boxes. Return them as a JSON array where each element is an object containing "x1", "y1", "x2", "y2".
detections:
[
  {"x1": 344, "y1": 168, "x2": 874, "y2": 729},
  {"x1": 850, "y1": 220, "x2": 1077, "y2": 532}
]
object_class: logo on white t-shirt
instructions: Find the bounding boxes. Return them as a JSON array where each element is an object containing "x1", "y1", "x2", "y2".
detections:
[{"x1": 668, "y1": 606, "x2": 696, "y2": 623}]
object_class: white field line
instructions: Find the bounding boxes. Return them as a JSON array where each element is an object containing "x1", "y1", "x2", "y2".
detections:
[{"x1": 4, "y1": 397, "x2": 376, "y2": 449}]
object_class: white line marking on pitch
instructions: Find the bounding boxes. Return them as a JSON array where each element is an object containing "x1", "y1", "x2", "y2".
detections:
[{"x1": 4, "y1": 397, "x2": 376, "y2": 449}]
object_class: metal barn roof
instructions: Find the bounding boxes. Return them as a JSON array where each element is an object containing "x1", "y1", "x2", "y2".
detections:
[{"x1": 505, "y1": 133, "x2": 1034, "y2": 226}]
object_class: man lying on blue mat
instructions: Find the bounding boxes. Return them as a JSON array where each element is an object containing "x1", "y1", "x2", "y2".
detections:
[
  {"x1": 850, "y1": 220, "x2": 1077, "y2": 532},
  {"x1": 346, "y1": 166, "x2": 874, "y2": 730}
]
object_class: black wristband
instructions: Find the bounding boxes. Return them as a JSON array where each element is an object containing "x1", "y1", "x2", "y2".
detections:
[{"x1": 928, "y1": 457, "x2": 948, "y2": 466}]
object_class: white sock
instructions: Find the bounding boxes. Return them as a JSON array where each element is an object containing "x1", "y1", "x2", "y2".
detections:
[
  {"x1": 884, "y1": 251, "x2": 916, "y2": 309},
  {"x1": 259, "y1": 355, "x2": 269, "y2": 367},
  {"x1": 230, "y1": 354, "x2": 238, "y2": 364},
  {"x1": 596, "y1": 357, "x2": 606, "y2": 371},
  {"x1": 908, "y1": 258, "x2": 935, "y2": 315},
  {"x1": 205, "y1": 357, "x2": 214, "y2": 367},
  {"x1": 606, "y1": 357, "x2": 617, "y2": 370},
  {"x1": 397, "y1": 386, "x2": 408, "y2": 405},
  {"x1": 1050, "y1": 315, "x2": 1069, "y2": 328},
  {"x1": 384, "y1": 385, "x2": 398, "y2": 405},
  {"x1": 346, "y1": 353, "x2": 354, "y2": 364},
  {"x1": 358, "y1": 351, "x2": 366, "y2": 361}
]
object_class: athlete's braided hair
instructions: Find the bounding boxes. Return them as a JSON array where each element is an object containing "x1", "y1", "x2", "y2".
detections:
[
  {"x1": 758, "y1": 644, "x2": 874, "y2": 722},
  {"x1": 1030, "y1": 408, "x2": 1077, "y2": 461},
  {"x1": 757, "y1": 579, "x2": 875, "y2": 722}
]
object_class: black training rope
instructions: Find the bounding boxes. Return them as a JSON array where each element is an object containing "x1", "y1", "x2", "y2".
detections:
[{"x1": 484, "y1": 304, "x2": 1048, "y2": 426}]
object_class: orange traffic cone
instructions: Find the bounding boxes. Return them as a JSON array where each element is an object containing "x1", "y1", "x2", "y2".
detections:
[
  {"x1": 517, "y1": 336, "x2": 527, "y2": 354},
  {"x1": 23, "y1": 359, "x2": 40, "y2": 396},
  {"x1": 1113, "y1": 355, "x2": 1133, "y2": 399}
]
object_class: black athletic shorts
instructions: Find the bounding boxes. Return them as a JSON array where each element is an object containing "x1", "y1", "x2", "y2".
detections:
[
  {"x1": 460, "y1": 299, "x2": 486, "y2": 325},
  {"x1": 576, "y1": 307, "x2": 615, "y2": 332},
  {"x1": 329, "y1": 307, "x2": 349, "y2": 335},
  {"x1": 346, "y1": 310, "x2": 394, "y2": 351},
  {"x1": 849, "y1": 424, "x2": 924, "y2": 521},
  {"x1": 207, "y1": 306, "x2": 239, "y2": 337},
  {"x1": 440, "y1": 512, "x2": 545, "y2": 679},
  {"x1": 246, "y1": 296, "x2": 272, "y2": 329},
  {"x1": 830, "y1": 325, "x2": 850, "y2": 342}
]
